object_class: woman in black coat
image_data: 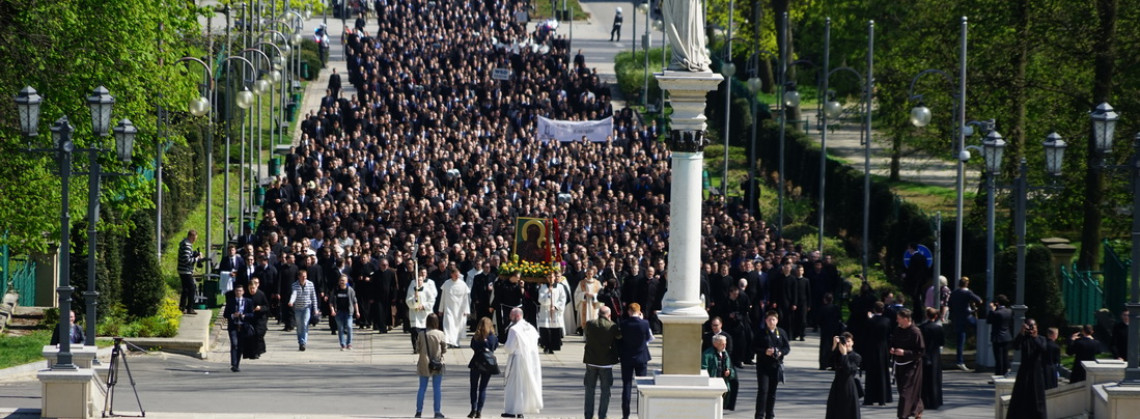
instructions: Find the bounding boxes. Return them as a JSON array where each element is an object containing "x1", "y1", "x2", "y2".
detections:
[{"x1": 825, "y1": 332, "x2": 862, "y2": 419}]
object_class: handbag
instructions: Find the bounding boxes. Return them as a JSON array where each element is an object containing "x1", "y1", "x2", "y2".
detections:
[
  {"x1": 429, "y1": 357, "x2": 443, "y2": 372},
  {"x1": 854, "y1": 377, "x2": 865, "y2": 398},
  {"x1": 477, "y1": 349, "x2": 500, "y2": 375}
]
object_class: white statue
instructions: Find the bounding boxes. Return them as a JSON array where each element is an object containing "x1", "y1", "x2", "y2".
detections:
[{"x1": 664, "y1": 0, "x2": 711, "y2": 72}]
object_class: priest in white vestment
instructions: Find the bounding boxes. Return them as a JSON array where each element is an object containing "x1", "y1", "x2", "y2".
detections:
[
  {"x1": 503, "y1": 307, "x2": 543, "y2": 417},
  {"x1": 406, "y1": 269, "x2": 437, "y2": 352},
  {"x1": 539, "y1": 274, "x2": 568, "y2": 353},
  {"x1": 439, "y1": 267, "x2": 471, "y2": 347},
  {"x1": 574, "y1": 267, "x2": 602, "y2": 333}
]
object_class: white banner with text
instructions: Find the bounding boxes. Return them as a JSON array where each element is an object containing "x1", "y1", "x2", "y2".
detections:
[{"x1": 536, "y1": 116, "x2": 613, "y2": 143}]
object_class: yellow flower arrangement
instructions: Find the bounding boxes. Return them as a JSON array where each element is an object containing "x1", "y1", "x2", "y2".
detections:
[{"x1": 499, "y1": 254, "x2": 559, "y2": 282}]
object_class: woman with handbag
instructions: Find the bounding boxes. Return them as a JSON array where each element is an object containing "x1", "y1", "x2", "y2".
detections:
[
  {"x1": 416, "y1": 313, "x2": 447, "y2": 418},
  {"x1": 467, "y1": 317, "x2": 500, "y2": 418}
]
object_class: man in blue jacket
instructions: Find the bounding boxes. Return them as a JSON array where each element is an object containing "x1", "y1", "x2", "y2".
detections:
[{"x1": 618, "y1": 303, "x2": 652, "y2": 419}]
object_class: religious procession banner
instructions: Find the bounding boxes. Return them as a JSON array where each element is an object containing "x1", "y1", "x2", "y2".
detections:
[
  {"x1": 535, "y1": 116, "x2": 613, "y2": 143},
  {"x1": 506, "y1": 217, "x2": 563, "y2": 282}
]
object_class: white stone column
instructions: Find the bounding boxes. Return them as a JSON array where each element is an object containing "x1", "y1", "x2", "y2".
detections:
[{"x1": 633, "y1": 70, "x2": 727, "y2": 419}]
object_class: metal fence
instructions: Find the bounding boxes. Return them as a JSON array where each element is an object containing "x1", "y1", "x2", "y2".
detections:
[
  {"x1": 1, "y1": 243, "x2": 37, "y2": 306},
  {"x1": 1102, "y1": 240, "x2": 1129, "y2": 316},
  {"x1": 1059, "y1": 263, "x2": 1102, "y2": 326}
]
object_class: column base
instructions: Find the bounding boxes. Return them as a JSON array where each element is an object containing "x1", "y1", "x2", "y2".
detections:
[
  {"x1": 1094, "y1": 383, "x2": 1140, "y2": 419},
  {"x1": 38, "y1": 368, "x2": 96, "y2": 419},
  {"x1": 659, "y1": 313, "x2": 706, "y2": 375},
  {"x1": 43, "y1": 345, "x2": 98, "y2": 369},
  {"x1": 636, "y1": 372, "x2": 727, "y2": 419}
]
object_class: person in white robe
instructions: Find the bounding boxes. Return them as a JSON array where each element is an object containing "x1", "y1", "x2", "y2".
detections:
[
  {"x1": 574, "y1": 267, "x2": 602, "y2": 334},
  {"x1": 504, "y1": 307, "x2": 543, "y2": 417},
  {"x1": 406, "y1": 269, "x2": 437, "y2": 352},
  {"x1": 539, "y1": 274, "x2": 568, "y2": 354},
  {"x1": 439, "y1": 267, "x2": 471, "y2": 347}
]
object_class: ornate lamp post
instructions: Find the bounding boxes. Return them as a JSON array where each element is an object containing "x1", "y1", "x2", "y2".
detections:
[
  {"x1": 992, "y1": 131, "x2": 1065, "y2": 374},
  {"x1": 908, "y1": 16, "x2": 969, "y2": 301},
  {"x1": 1090, "y1": 103, "x2": 1140, "y2": 385},
  {"x1": 15, "y1": 86, "x2": 135, "y2": 369}
]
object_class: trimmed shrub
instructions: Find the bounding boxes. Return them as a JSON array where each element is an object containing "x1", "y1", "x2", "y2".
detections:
[{"x1": 121, "y1": 212, "x2": 165, "y2": 318}]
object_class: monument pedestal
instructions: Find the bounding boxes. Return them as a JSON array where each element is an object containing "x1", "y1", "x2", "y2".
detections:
[
  {"x1": 636, "y1": 373, "x2": 727, "y2": 419},
  {"x1": 38, "y1": 368, "x2": 96, "y2": 419}
]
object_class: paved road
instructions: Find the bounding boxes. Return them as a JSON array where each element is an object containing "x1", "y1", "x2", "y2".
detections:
[{"x1": 0, "y1": 312, "x2": 995, "y2": 418}]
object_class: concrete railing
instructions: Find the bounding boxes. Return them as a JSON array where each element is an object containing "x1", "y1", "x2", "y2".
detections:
[{"x1": 994, "y1": 359, "x2": 1127, "y2": 419}]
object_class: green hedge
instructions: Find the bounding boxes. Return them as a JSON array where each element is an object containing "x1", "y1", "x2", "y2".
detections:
[{"x1": 614, "y1": 48, "x2": 668, "y2": 106}]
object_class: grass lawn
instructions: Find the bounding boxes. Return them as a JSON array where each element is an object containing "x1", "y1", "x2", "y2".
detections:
[
  {"x1": 530, "y1": 0, "x2": 587, "y2": 21},
  {"x1": 0, "y1": 330, "x2": 113, "y2": 370}
]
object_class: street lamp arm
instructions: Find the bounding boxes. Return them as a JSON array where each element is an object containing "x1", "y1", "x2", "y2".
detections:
[
  {"x1": 255, "y1": 41, "x2": 286, "y2": 58},
  {"x1": 219, "y1": 55, "x2": 258, "y2": 84},
  {"x1": 176, "y1": 57, "x2": 214, "y2": 91},
  {"x1": 907, "y1": 68, "x2": 955, "y2": 101},
  {"x1": 826, "y1": 66, "x2": 865, "y2": 84},
  {"x1": 259, "y1": 29, "x2": 291, "y2": 46},
  {"x1": 241, "y1": 48, "x2": 273, "y2": 69}
]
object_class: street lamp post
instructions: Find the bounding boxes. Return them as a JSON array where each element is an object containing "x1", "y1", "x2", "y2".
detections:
[
  {"x1": 14, "y1": 86, "x2": 135, "y2": 370},
  {"x1": 979, "y1": 130, "x2": 1065, "y2": 374},
  {"x1": 1089, "y1": 102, "x2": 1140, "y2": 385},
  {"x1": 819, "y1": 20, "x2": 873, "y2": 276},
  {"x1": 908, "y1": 16, "x2": 968, "y2": 300},
  {"x1": 719, "y1": 0, "x2": 734, "y2": 202},
  {"x1": 638, "y1": 2, "x2": 650, "y2": 108}
]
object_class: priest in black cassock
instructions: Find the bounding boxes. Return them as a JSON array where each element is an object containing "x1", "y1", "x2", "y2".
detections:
[
  {"x1": 918, "y1": 307, "x2": 944, "y2": 410},
  {"x1": 1007, "y1": 318, "x2": 1048, "y2": 419},
  {"x1": 861, "y1": 302, "x2": 893, "y2": 406},
  {"x1": 825, "y1": 332, "x2": 862, "y2": 419},
  {"x1": 888, "y1": 308, "x2": 924, "y2": 419}
]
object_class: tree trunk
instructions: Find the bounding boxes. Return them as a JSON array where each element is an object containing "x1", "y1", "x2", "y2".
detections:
[
  {"x1": 1007, "y1": 0, "x2": 1030, "y2": 166},
  {"x1": 1078, "y1": 0, "x2": 1118, "y2": 270}
]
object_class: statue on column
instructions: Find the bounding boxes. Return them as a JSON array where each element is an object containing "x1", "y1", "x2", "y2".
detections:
[{"x1": 664, "y1": 0, "x2": 711, "y2": 72}]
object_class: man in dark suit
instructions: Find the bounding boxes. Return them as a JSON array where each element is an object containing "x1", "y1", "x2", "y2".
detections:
[
  {"x1": 988, "y1": 294, "x2": 1014, "y2": 376},
  {"x1": 253, "y1": 254, "x2": 279, "y2": 320},
  {"x1": 371, "y1": 257, "x2": 398, "y2": 332},
  {"x1": 1068, "y1": 324, "x2": 1100, "y2": 382},
  {"x1": 277, "y1": 253, "x2": 299, "y2": 331},
  {"x1": 789, "y1": 264, "x2": 811, "y2": 341},
  {"x1": 754, "y1": 310, "x2": 791, "y2": 419},
  {"x1": 328, "y1": 69, "x2": 342, "y2": 100},
  {"x1": 224, "y1": 285, "x2": 255, "y2": 372},
  {"x1": 217, "y1": 245, "x2": 244, "y2": 276},
  {"x1": 583, "y1": 305, "x2": 621, "y2": 419},
  {"x1": 618, "y1": 303, "x2": 652, "y2": 419}
]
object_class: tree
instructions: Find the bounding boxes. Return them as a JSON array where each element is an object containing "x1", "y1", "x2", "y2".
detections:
[{"x1": 121, "y1": 212, "x2": 165, "y2": 318}]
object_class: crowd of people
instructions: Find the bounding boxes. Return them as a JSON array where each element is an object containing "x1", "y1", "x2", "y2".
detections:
[{"x1": 176, "y1": 0, "x2": 1134, "y2": 418}]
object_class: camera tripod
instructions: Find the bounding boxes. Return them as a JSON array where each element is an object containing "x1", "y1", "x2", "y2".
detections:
[{"x1": 102, "y1": 337, "x2": 145, "y2": 417}]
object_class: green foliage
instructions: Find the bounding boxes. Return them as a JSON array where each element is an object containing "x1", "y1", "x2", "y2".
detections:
[
  {"x1": 782, "y1": 223, "x2": 818, "y2": 243},
  {"x1": 614, "y1": 48, "x2": 669, "y2": 106},
  {"x1": 0, "y1": 0, "x2": 203, "y2": 254},
  {"x1": 995, "y1": 245, "x2": 1066, "y2": 327},
  {"x1": 121, "y1": 212, "x2": 165, "y2": 318},
  {"x1": 530, "y1": 0, "x2": 586, "y2": 20}
]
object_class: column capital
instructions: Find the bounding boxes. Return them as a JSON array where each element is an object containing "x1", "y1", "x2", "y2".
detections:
[{"x1": 667, "y1": 130, "x2": 707, "y2": 152}]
